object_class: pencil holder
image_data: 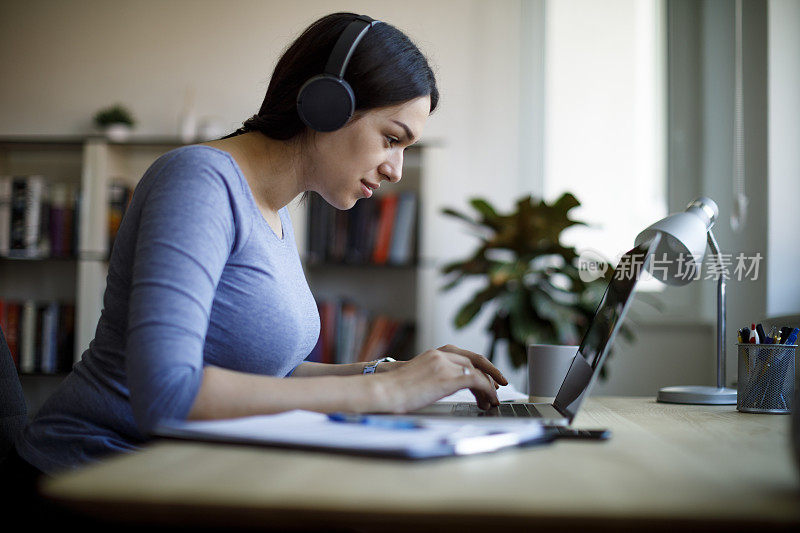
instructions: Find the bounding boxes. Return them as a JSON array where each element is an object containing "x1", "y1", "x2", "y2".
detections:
[{"x1": 737, "y1": 343, "x2": 797, "y2": 414}]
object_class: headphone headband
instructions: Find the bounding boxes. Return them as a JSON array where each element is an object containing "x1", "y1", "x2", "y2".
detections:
[{"x1": 324, "y1": 15, "x2": 380, "y2": 78}]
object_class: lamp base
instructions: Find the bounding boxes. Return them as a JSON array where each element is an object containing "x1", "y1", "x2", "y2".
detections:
[{"x1": 657, "y1": 385, "x2": 737, "y2": 405}]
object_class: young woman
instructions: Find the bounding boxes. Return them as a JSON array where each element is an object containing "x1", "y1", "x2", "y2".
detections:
[{"x1": 12, "y1": 12, "x2": 506, "y2": 477}]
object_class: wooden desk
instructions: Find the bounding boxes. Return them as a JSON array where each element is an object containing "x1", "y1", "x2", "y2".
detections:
[{"x1": 41, "y1": 398, "x2": 800, "y2": 531}]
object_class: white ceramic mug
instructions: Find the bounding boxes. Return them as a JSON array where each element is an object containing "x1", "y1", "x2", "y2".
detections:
[{"x1": 527, "y1": 344, "x2": 579, "y2": 397}]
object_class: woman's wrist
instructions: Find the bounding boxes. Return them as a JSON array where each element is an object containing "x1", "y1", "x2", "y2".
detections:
[
  {"x1": 362, "y1": 372, "x2": 400, "y2": 413},
  {"x1": 375, "y1": 360, "x2": 404, "y2": 373}
]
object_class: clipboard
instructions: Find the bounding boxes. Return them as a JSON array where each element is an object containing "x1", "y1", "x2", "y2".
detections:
[{"x1": 153, "y1": 409, "x2": 550, "y2": 459}]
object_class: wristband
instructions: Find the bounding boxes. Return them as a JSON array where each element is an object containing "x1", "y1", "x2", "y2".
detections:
[{"x1": 362, "y1": 356, "x2": 396, "y2": 374}]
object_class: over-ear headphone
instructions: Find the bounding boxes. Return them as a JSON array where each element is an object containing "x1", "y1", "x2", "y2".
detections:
[{"x1": 296, "y1": 15, "x2": 381, "y2": 132}]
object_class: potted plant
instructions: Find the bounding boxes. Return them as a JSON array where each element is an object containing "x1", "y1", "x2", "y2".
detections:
[
  {"x1": 440, "y1": 192, "x2": 656, "y2": 378},
  {"x1": 93, "y1": 104, "x2": 136, "y2": 142}
]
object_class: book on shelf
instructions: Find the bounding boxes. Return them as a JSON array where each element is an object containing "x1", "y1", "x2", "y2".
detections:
[
  {"x1": 0, "y1": 175, "x2": 79, "y2": 259},
  {"x1": 310, "y1": 298, "x2": 413, "y2": 365},
  {"x1": 0, "y1": 300, "x2": 20, "y2": 368},
  {"x1": 371, "y1": 194, "x2": 398, "y2": 265},
  {"x1": 337, "y1": 302, "x2": 356, "y2": 364},
  {"x1": 108, "y1": 180, "x2": 133, "y2": 253},
  {"x1": 10, "y1": 175, "x2": 46, "y2": 258},
  {"x1": 48, "y1": 182, "x2": 76, "y2": 258},
  {"x1": 317, "y1": 300, "x2": 338, "y2": 364},
  {"x1": 0, "y1": 177, "x2": 11, "y2": 255},
  {"x1": 388, "y1": 191, "x2": 417, "y2": 265},
  {"x1": 0, "y1": 298, "x2": 75, "y2": 374},
  {"x1": 19, "y1": 301, "x2": 36, "y2": 373},
  {"x1": 305, "y1": 191, "x2": 417, "y2": 266},
  {"x1": 351, "y1": 309, "x2": 370, "y2": 363},
  {"x1": 358, "y1": 198, "x2": 380, "y2": 263},
  {"x1": 337, "y1": 302, "x2": 371, "y2": 365},
  {"x1": 38, "y1": 302, "x2": 59, "y2": 374},
  {"x1": 328, "y1": 208, "x2": 349, "y2": 263},
  {"x1": 357, "y1": 314, "x2": 390, "y2": 363},
  {"x1": 344, "y1": 200, "x2": 368, "y2": 264},
  {"x1": 305, "y1": 193, "x2": 327, "y2": 264}
]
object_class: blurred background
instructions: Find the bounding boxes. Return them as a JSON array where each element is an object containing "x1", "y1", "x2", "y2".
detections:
[{"x1": 0, "y1": 0, "x2": 797, "y2": 401}]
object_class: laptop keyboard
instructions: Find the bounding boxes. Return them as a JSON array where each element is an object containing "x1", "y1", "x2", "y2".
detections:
[{"x1": 452, "y1": 403, "x2": 543, "y2": 418}]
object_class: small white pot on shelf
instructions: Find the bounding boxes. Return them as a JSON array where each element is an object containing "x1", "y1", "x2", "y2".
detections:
[{"x1": 103, "y1": 123, "x2": 132, "y2": 142}]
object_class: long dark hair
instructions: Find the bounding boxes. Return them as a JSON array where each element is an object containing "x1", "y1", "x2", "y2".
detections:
[{"x1": 224, "y1": 12, "x2": 439, "y2": 140}]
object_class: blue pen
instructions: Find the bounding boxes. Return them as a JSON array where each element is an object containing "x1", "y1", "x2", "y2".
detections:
[
  {"x1": 328, "y1": 413, "x2": 422, "y2": 430},
  {"x1": 766, "y1": 326, "x2": 776, "y2": 344},
  {"x1": 784, "y1": 328, "x2": 799, "y2": 346}
]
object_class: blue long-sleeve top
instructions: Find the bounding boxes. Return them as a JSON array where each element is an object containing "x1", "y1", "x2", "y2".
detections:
[{"x1": 17, "y1": 145, "x2": 320, "y2": 474}]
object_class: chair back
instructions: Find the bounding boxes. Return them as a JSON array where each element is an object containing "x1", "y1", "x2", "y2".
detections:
[{"x1": 0, "y1": 326, "x2": 27, "y2": 461}]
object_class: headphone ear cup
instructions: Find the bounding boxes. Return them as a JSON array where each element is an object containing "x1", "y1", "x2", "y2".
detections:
[{"x1": 297, "y1": 75, "x2": 356, "y2": 132}]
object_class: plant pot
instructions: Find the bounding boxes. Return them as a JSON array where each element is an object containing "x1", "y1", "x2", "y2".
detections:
[{"x1": 103, "y1": 124, "x2": 132, "y2": 142}]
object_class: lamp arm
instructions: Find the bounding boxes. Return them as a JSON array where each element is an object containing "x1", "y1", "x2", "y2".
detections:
[
  {"x1": 707, "y1": 230, "x2": 727, "y2": 389},
  {"x1": 707, "y1": 230, "x2": 722, "y2": 259}
]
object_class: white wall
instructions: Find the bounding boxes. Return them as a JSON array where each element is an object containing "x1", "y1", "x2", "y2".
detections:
[{"x1": 0, "y1": 0, "x2": 507, "y2": 145}]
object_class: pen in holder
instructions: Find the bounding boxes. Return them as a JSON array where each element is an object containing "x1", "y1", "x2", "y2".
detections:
[{"x1": 737, "y1": 343, "x2": 797, "y2": 414}]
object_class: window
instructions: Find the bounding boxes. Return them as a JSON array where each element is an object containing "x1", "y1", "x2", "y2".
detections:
[{"x1": 542, "y1": 0, "x2": 667, "y2": 285}]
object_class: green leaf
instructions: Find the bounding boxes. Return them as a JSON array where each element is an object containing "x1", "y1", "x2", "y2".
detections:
[
  {"x1": 441, "y1": 207, "x2": 477, "y2": 225},
  {"x1": 469, "y1": 198, "x2": 502, "y2": 230},
  {"x1": 452, "y1": 285, "x2": 502, "y2": 328},
  {"x1": 506, "y1": 289, "x2": 549, "y2": 346},
  {"x1": 440, "y1": 273, "x2": 465, "y2": 291},
  {"x1": 552, "y1": 191, "x2": 581, "y2": 212},
  {"x1": 508, "y1": 339, "x2": 527, "y2": 368},
  {"x1": 454, "y1": 300, "x2": 484, "y2": 329}
]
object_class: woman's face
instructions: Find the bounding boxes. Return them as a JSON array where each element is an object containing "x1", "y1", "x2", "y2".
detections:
[{"x1": 306, "y1": 95, "x2": 431, "y2": 210}]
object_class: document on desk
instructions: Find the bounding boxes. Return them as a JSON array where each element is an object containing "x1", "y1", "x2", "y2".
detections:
[{"x1": 153, "y1": 409, "x2": 547, "y2": 459}]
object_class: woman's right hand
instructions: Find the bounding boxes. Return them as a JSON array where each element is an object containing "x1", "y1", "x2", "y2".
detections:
[{"x1": 372, "y1": 347, "x2": 501, "y2": 413}]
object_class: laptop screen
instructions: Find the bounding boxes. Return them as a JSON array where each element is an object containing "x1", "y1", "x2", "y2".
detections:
[{"x1": 552, "y1": 234, "x2": 660, "y2": 421}]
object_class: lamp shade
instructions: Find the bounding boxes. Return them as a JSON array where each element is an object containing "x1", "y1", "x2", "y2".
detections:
[{"x1": 633, "y1": 197, "x2": 718, "y2": 286}]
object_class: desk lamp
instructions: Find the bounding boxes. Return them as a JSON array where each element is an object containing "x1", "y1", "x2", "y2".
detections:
[{"x1": 634, "y1": 197, "x2": 737, "y2": 404}]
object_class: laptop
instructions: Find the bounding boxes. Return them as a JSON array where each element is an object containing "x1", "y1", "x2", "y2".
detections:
[{"x1": 408, "y1": 234, "x2": 661, "y2": 426}]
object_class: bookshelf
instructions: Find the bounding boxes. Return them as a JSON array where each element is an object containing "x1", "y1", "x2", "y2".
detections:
[
  {"x1": 0, "y1": 136, "x2": 183, "y2": 389},
  {"x1": 0, "y1": 137, "x2": 83, "y2": 380}
]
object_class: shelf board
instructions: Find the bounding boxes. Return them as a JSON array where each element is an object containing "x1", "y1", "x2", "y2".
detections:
[
  {"x1": 0, "y1": 135, "x2": 187, "y2": 149},
  {"x1": 0, "y1": 255, "x2": 78, "y2": 262},
  {"x1": 0, "y1": 136, "x2": 86, "y2": 149}
]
